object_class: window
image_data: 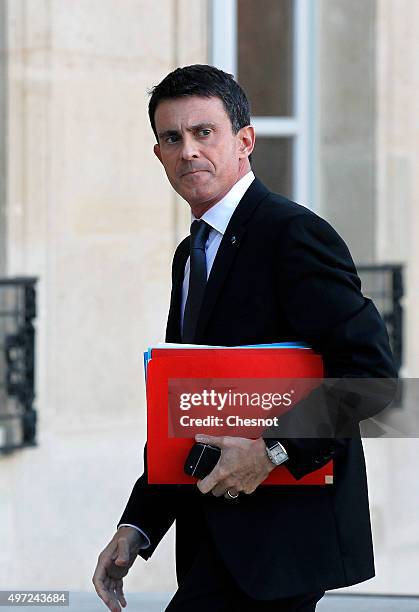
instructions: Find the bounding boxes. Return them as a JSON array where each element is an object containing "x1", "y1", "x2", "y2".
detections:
[{"x1": 211, "y1": 0, "x2": 315, "y2": 206}]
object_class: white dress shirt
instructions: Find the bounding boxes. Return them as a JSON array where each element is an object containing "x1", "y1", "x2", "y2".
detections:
[
  {"x1": 181, "y1": 170, "x2": 255, "y2": 327},
  {"x1": 119, "y1": 170, "x2": 255, "y2": 548}
]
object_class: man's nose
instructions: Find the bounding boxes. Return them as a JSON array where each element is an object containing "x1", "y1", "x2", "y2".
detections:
[{"x1": 181, "y1": 136, "x2": 199, "y2": 160}]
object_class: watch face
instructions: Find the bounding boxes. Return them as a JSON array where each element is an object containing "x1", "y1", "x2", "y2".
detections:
[{"x1": 267, "y1": 444, "x2": 288, "y2": 466}]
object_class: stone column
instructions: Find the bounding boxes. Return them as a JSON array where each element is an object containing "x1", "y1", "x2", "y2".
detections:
[
  {"x1": 317, "y1": 0, "x2": 377, "y2": 264},
  {"x1": 376, "y1": 0, "x2": 419, "y2": 377}
]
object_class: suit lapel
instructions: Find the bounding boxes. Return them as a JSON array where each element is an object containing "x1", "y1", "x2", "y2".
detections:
[
  {"x1": 165, "y1": 178, "x2": 270, "y2": 345},
  {"x1": 165, "y1": 237, "x2": 189, "y2": 343},
  {"x1": 195, "y1": 178, "x2": 269, "y2": 343}
]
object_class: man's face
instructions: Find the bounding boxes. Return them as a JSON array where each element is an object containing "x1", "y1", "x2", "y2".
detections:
[{"x1": 153, "y1": 96, "x2": 254, "y2": 216}]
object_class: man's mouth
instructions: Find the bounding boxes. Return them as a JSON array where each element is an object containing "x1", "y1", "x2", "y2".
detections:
[{"x1": 181, "y1": 169, "x2": 208, "y2": 177}]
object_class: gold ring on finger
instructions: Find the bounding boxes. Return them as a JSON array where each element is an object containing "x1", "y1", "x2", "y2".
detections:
[{"x1": 226, "y1": 489, "x2": 239, "y2": 499}]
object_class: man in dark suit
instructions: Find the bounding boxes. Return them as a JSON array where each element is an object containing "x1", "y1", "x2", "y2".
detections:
[{"x1": 93, "y1": 65, "x2": 396, "y2": 612}]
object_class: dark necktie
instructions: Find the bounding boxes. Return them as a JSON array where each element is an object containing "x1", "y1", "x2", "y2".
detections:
[{"x1": 182, "y1": 220, "x2": 211, "y2": 343}]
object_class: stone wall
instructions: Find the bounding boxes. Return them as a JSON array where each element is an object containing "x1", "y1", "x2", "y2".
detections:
[
  {"x1": 317, "y1": 0, "x2": 419, "y2": 596},
  {"x1": 0, "y1": 0, "x2": 208, "y2": 592},
  {"x1": 0, "y1": 0, "x2": 418, "y2": 597},
  {"x1": 317, "y1": 0, "x2": 376, "y2": 264},
  {"x1": 0, "y1": 0, "x2": 7, "y2": 274},
  {"x1": 376, "y1": 0, "x2": 419, "y2": 377}
]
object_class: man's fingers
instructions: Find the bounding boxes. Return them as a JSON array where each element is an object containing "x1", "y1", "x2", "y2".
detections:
[
  {"x1": 92, "y1": 561, "x2": 109, "y2": 598},
  {"x1": 197, "y1": 475, "x2": 215, "y2": 494},
  {"x1": 223, "y1": 487, "x2": 239, "y2": 499},
  {"x1": 195, "y1": 433, "x2": 225, "y2": 448},
  {"x1": 94, "y1": 582, "x2": 121, "y2": 612},
  {"x1": 92, "y1": 572, "x2": 115, "y2": 612},
  {"x1": 113, "y1": 580, "x2": 127, "y2": 608},
  {"x1": 92, "y1": 535, "x2": 134, "y2": 612},
  {"x1": 197, "y1": 462, "x2": 226, "y2": 493}
]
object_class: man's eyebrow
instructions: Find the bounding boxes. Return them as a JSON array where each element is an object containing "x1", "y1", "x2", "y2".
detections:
[
  {"x1": 188, "y1": 122, "x2": 217, "y2": 131},
  {"x1": 158, "y1": 129, "x2": 180, "y2": 140},
  {"x1": 157, "y1": 123, "x2": 217, "y2": 140}
]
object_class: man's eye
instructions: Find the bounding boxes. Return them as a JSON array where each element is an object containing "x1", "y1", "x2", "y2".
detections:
[
  {"x1": 165, "y1": 135, "x2": 180, "y2": 144},
  {"x1": 198, "y1": 129, "x2": 211, "y2": 137}
]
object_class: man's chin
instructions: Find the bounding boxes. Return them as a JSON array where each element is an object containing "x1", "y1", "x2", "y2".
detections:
[{"x1": 179, "y1": 185, "x2": 213, "y2": 206}]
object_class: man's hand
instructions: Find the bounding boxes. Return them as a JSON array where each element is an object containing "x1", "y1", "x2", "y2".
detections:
[
  {"x1": 92, "y1": 526, "x2": 144, "y2": 612},
  {"x1": 195, "y1": 434, "x2": 275, "y2": 497}
]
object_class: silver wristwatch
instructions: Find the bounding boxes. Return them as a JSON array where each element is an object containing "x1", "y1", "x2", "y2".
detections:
[{"x1": 264, "y1": 439, "x2": 289, "y2": 466}]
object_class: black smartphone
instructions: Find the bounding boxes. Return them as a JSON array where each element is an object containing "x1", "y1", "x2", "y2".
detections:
[{"x1": 184, "y1": 443, "x2": 221, "y2": 479}]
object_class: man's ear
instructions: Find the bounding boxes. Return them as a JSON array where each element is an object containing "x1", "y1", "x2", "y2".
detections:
[
  {"x1": 154, "y1": 143, "x2": 163, "y2": 164},
  {"x1": 238, "y1": 125, "x2": 255, "y2": 159}
]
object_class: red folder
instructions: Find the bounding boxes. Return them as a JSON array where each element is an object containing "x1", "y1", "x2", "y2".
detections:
[{"x1": 146, "y1": 348, "x2": 333, "y2": 485}]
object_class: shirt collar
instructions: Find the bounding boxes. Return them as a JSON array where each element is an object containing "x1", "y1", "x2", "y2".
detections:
[{"x1": 191, "y1": 171, "x2": 255, "y2": 236}]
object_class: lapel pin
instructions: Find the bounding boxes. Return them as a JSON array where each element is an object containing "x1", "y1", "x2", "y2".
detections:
[{"x1": 231, "y1": 235, "x2": 237, "y2": 245}]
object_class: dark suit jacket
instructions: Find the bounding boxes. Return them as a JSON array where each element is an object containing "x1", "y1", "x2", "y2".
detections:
[{"x1": 119, "y1": 178, "x2": 396, "y2": 599}]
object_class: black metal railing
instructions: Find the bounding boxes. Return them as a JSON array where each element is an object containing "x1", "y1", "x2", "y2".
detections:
[
  {"x1": 357, "y1": 264, "x2": 403, "y2": 374},
  {"x1": 0, "y1": 277, "x2": 37, "y2": 452}
]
